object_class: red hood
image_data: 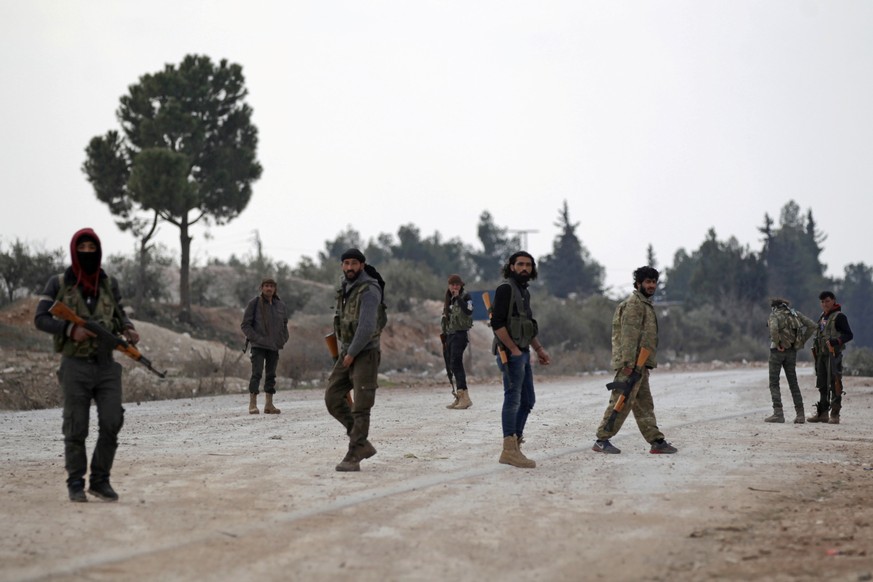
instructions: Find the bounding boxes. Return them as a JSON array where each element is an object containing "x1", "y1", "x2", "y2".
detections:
[{"x1": 70, "y1": 227, "x2": 102, "y2": 295}]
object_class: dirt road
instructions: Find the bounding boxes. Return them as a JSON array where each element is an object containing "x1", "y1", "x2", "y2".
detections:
[{"x1": 1, "y1": 367, "x2": 872, "y2": 581}]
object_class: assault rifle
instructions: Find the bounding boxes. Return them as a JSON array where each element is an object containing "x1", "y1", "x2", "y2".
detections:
[
  {"x1": 49, "y1": 300, "x2": 166, "y2": 378},
  {"x1": 439, "y1": 332, "x2": 456, "y2": 396},
  {"x1": 481, "y1": 292, "x2": 508, "y2": 364},
  {"x1": 603, "y1": 347, "x2": 652, "y2": 432}
]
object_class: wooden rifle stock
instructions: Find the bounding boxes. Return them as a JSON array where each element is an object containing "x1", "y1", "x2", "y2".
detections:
[
  {"x1": 49, "y1": 300, "x2": 166, "y2": 378},
  {"x1": 604, "y1": 347, "x2": 652, "y2": 431},
  {"x1": 324, "y1": 330, "x2": 353, "y2": 406},
  {"x1": 481, "y1": 292, "x2": 508, "y2": 364}
]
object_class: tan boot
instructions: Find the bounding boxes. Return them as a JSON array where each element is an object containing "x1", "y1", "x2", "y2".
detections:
[
  {"x1": 248, "y1": 393, "x2": 259, "y2": 415},
  {"x1": 264, "y1": 393, "x2": 281, "y2": 414},
  {"x1": 498, "y1": 435, "x2": 536, "y2": 469},
  {"x1": 446, "y1": 393, "x2": 459, "y2": 409},
  {"x1": 454, "y1": 389, "x2": 472, "y2": 410}
]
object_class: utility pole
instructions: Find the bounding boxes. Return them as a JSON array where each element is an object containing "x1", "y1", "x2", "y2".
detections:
[{"x1": 508, "y1": 229, "x2": 539, "y2": 251}]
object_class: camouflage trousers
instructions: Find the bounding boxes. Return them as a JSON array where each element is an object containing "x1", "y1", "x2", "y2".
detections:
[
  {"x1": 596, "y1": 368, "x2": 664, "y2": 443},
  {"x1": 768, "y1": 348, "x2": 803, "y2": 410}
]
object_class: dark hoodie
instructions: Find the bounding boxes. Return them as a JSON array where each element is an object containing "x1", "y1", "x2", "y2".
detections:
[{"x1": 34, "y1": 229, "x2": 132, "y2": 337}]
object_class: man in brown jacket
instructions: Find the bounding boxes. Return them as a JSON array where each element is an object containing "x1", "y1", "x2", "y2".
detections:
[{"x1": 241, "y1": 277, "x2": 289, "y2": 414}]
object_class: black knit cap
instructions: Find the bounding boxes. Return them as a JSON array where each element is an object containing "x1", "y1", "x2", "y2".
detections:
[{"x1": 340, "y1": 248, "x2": 366, "y2": 262}]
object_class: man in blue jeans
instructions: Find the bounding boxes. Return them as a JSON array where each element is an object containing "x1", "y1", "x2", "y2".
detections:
[{"x1": 491, "y1": 251, "x2": 550, "y2": 469}]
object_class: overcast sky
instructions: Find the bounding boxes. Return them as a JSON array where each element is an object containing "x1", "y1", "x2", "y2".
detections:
[{"x1": 2, "y1": 1, "x2": 871, "y2": 294}]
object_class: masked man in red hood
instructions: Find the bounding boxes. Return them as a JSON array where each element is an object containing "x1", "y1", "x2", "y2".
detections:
[{"x1": 34, "y1": 228, "x2": 138, "y2": 502}]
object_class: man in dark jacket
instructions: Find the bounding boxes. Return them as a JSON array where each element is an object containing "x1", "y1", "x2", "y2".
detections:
[
  {"x1": 34, "y1": 228, "x2": 138, "y2": 502},
  {"x1": 442, "y1": 274, "x2": 474, "y2": 410},
  {"x1": 241, "y1": 277, "x2": 289, "y2": 415},
  {"x1": 808, "y1": 291, "x2": 854, "y2": 424}
]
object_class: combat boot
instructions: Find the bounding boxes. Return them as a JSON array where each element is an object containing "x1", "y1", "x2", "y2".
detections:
[
  {"x1": 828, "y1": 402, "x2": 841, "y2": 424},
  {"x1": 454, "y1": 389, "x2": 472, "y2": 410},
  {"x1": 335, "y1": 448, "x2": 361, "y2": 472},
  {"x1": 807, "y1": 403, "x2": 828, "y2": 423},
  {"x1": 446, "y1": 393, "x2": 459, "y2": 409},
  {"x1": 248, "y1": 393, "x2": 259, "y2": 415},
  {"x1": 794, "y1": 406, "x2": 805, "y2": 424},
  {"x1": 498, "y1": 435, "x2": 536, "y2": 469},
  {"x1": 264, "y1": 393, "x2": 281, "y2": 414},
  {"x1": 764, "y1": 408, "x2": 785, "y2": 423}
]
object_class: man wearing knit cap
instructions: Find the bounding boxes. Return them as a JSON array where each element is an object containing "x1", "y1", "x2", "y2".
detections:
[
  {"x1": 241, "y1": 276, "x2": 290, "y2": 414},
  {"x1": 34, "y1": 228, "x2": 139, "y2": 502},
  {"x1": 441, "y1": 274, "x2": 474, "y2": 409},
  {"x1": 326, "y1": 249, "x2": 387, "y2": 471}
]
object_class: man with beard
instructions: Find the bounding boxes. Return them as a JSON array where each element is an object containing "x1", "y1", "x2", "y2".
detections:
[
  {"x1": 325, "y1": 249, "x2": 387, "y2": 471},
  {"x1": 808, "y1": 291, "x2": 854, "y2": 424},
  {"x1": 491, "y1": 251, "x2": 550, "y2": 469},
  {"x1": 241, "y1": 277, "x2": 289, "y2": 415},
  {"x1": 34, "y1": 228, "x2": 139, "y2": 502},
  {"x1": 592, "y1": 266, "x2": 677, "y2": 455}
]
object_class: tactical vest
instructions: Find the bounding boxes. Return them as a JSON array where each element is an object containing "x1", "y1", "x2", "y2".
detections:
[
  {"x1": 445, "y1": 293, "x2": 473, "y2": 333},
  {"x1": 53, "y1": 274, "x2": 120, "y2": 357},
  {"x1": 334, "y1": 280, "x2": 387, "y2": 346},
  {"x1": 500, "y1": 279, "x2": 537, "y2": 350},
  {"x1": 815, "y1": 311, "x2": 845, "y2": 355},
  {"x1": 770, "y1": 306, "x2": 805, "y2": 350}
]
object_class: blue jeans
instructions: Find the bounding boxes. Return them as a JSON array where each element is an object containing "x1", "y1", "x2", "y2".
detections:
[{"x1": 497, "y1": 351, "x2": 535, "y2": 438}]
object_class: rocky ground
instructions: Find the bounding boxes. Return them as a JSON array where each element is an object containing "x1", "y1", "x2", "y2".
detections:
[{"x1": 1, "y1": 367, "x2": 872, "y2": 582}]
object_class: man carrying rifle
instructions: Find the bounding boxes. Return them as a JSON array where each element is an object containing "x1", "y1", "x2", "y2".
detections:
[
  {"x1": 34, "y1": 228, "x2": 139, "y2": 502},
  {"x1": 325, "y1": 249, "x2": 387, "y2": 472},
  {"x1": 441, "y1": 274, "x2": 474, "y2": 410},
  {"x1": 592, "y1": 266, "x2": 676, "y2": 455},
  {"x1": 808, "y1": 291, "x2": 853, "y2": 424},
  {"x1": 492, "y1": 251, "x2": 550, "y2": 469}
]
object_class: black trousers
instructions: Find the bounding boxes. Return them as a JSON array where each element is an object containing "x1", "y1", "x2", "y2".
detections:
[
  {"x1": 446, "y1": 331, "x2": 469, "y2": 390},
  {"x1": 249, "y1": 347, "x2": 279, "y2": 394},
  {"x1": 59, "y1": 356, "x2": 124, "y2": 486}
]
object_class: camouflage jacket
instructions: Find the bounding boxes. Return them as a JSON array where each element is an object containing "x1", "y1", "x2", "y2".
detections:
[
  {"x1": 768, "y1": 304, "x2": 816, "y2": 350},
  {"x1": 611, "y1": 289, "x2": 658, "y2": 371}
]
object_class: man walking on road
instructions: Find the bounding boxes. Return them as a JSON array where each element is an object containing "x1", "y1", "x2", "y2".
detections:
[
  {"x1": 765, "y1": 298, "x2": 817, "y2": 423},
  {"x1": 325, "y1": 249, "x2": 387, "y2": 471},
  {"x1": 491, "y1": 251, "x2": 550, "y2": 469},
  {"x1": 593, "y1": 266, "x2": 676, "y2": 455},
  {"x1": 808, "y1": 291, "x2": 853, "y2": 424}
]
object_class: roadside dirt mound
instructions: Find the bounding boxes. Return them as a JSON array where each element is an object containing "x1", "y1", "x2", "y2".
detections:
[{"x1": 0, "y1": 297, "x2": 495, "y2": 410}]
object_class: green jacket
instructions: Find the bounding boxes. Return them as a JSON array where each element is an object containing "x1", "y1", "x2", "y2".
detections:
[
  {"x1": 441, "y1": 292, "x2": 473, "y2": 334},
  {"x1": 768, "y1": 304, "x2": 816, "y2": 350},
  {"x1": 611, "y1": 289, "x2": 658, "y2": 371}
]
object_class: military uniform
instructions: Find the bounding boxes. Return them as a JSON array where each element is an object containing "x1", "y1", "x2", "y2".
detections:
[
  {"x1": 325, "y1": 265, "x2": 385, "y2": 470},
  {"x1": 596, "y1": 289, "x2": 664, "y2": 443},
  {"x1": 766, "y1": 302, "x2": 816, "y2": 422},
  {"x1": 34, "y1": 228, "x2": 135, "y2": 501},
  {"x1": 810, "y1": 304, "x2": 853, "y2": 422}
]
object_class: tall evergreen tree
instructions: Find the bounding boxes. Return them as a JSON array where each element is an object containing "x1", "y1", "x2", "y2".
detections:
[
  {"x1": 538, "y1": 201, "x2": 604, "y2": 298},
  {"x1": 760, "y1": 200, "x2": 827, "y2": 314},
  {"x1": 83, "y1": 54, "x2": 262, "y2": 322},
  {"x1": 471, "y1": 211, "x2": 519, "y2": 281},
  {"x1": 838, "y1": 263, "x2": 873, "y2": 348}
]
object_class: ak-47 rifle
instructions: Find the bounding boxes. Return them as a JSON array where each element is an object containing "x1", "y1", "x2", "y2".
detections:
[
  {"x1": 481, "y1": 292, "x2": 508, "y2": 364},
  {"x1": 439, "y1": 332, "x2": 456, "y2": 396},
  {"x1": 49, "y1": 300, "x2": 166, "y2": 378},
  {"x1": 603, "y1": 347, "x2": 652, "y2": 432}
]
